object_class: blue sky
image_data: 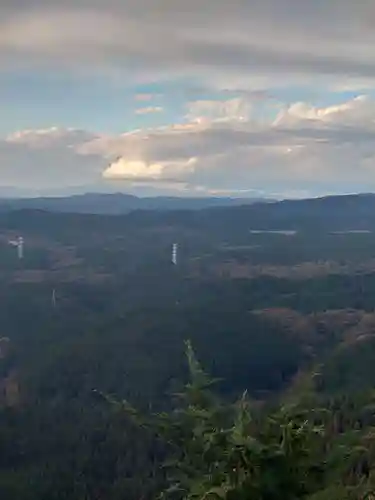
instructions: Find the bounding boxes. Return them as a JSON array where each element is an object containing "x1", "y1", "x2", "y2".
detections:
[
  {"x1": 0, "y1": 69, "x2": 364, "y2": 136},
  {"x1": 1, "y1": 0, "x2": 375, "y2": 197},
  {"x1": 0, "y1": 71, "x2": 178, "y2": 135}
]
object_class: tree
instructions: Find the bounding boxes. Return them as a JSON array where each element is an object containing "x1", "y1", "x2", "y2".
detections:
[{"x1": 113, "y1": 340, "x2": 325, "y2": 500}]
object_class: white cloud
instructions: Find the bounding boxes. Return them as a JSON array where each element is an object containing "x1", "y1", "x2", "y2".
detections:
[
  {"x1": 103, "y1": 156, "x2": 197, "y2": 182},
  {"x1": 186, "y1": 98, "x2": 253, "y2": 123},
  {"x1": 1, "y1": 1, "x2": 375, "y2": 89},
  {"x1": 6, "y1": 127, "x2": 98, "y2": 148},
  {"x1": 135, "y1": 107, "x2": 163, "y2": 115},
  {"x1": 103, "y1": 159, "x2": 164, "y2": 180},
  {"x1": 135, "y1": 94, "x2": 154, "y2": 101},
  {"x1": 2, "y1": 95, "x2": 375, "y2": 197},
  {"x1": 0, "y1": 130, "x2": 105, "y2": 193},
  {"x1": 274, "y1": 95, "x2": 375, "y2": 128}
]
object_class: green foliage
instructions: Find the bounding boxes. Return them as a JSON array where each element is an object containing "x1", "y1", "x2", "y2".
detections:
[{"x1": 117, "y1": 342, "x2": 325, "y2": 500}]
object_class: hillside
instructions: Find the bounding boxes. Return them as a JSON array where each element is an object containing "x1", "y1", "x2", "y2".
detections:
[
  {"x1": 1, "y1": 194, "x2": 375, "y2": 498},
  {"x1": 2, "y1": 193, "x2": 375, "y2": 285},
  {"x1": 0, "y1": 192, "x2": 270, "y2": 214}
]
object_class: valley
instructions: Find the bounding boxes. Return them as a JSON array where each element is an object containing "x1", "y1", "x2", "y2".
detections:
[{"x1": 2, "y1": 194, "x2": 375, "y2": 498}]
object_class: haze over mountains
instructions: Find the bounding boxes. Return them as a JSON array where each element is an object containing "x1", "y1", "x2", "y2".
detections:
[
  {"x1": 0, "y1": 192, "x2": 272, "y2": 214},
  {"x1": 0, "y1": 190, "x2": 374, "y2": 218}
]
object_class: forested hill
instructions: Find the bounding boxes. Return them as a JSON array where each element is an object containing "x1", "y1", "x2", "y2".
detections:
[
  {"x1": 2, "y1": 192, "x2": 375, "y2": 234},
  {"x1": 2, "y1": 194, "x2": 375, "y2": 498},
  {"x1": 0, "y1": 192, "x2": 269, "y2": 214}
]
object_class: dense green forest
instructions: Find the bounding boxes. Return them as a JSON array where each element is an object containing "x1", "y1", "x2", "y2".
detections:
[{"x1": 2, "y1": 196, "x2": 375, "y2": 498}]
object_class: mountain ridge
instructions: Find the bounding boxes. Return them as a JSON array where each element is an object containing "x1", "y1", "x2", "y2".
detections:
[{"x1": 0, "y1": 191, "x2": 272, "y2": 214}]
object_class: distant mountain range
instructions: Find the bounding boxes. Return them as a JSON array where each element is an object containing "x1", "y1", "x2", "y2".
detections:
[
  {"x1": 0, "y1": 192, "x2": 272, "y2": 214},
  {"x1": 3, "y1": 192, "x2": 375, "y2": 236},
  {"x1": 3, "y1": 191, "x2": 375, "y2": 237}
]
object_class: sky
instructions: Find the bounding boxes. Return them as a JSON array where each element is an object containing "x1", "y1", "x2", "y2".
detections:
[{"x1": 1, "y1": 1, "x2": 375, "y2": 198}]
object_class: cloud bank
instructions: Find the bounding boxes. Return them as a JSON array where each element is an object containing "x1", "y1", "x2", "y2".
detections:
[
  {"x1": 135, "y1": 107, "x2": 163, "y2": 115},
  {"x1": 1, "y1": 0, "x2": 375, "y2": 89},
  {"x1": 2, "y1": 94, "x2": 375, "y2": 197}
]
